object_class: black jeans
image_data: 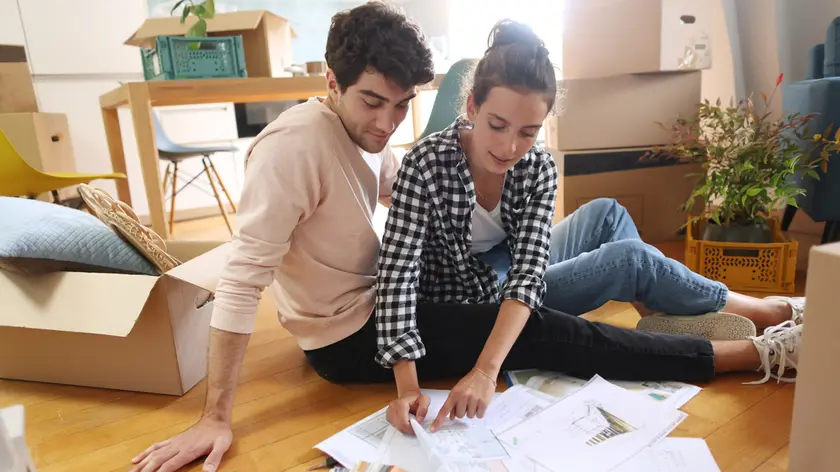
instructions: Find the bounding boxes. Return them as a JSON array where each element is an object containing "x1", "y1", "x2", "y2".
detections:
[{"x1": 303, "y1": 303, "x2": 715, "y2": 384}]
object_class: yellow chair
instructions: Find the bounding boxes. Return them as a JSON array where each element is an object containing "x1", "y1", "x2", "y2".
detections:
[{"x1": 0, "y1": 128, "x2": 125, "y2": 201}]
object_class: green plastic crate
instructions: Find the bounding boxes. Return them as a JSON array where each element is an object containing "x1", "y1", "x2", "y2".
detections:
[{"x1": 141, "y1": 35, "x2": 247, "y2": 81}]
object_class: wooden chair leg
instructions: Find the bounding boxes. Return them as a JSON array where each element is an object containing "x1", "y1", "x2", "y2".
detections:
[
  {"x1": 781, "y1": 204, "x2": 798, "y2": 231},
  {"x1": 205, "y1": 155, "x2": 237, "y2": 213},
  {"x1": 202, "y1": 157, "x2": 233, "y2": 235},
  {"x1": 822, "y1": 221, "x2": 839, "y2": 244},
  {"x1": 162, "y1": 163, "x2": 172, "y2": 195},
  {"x1": 169, "y1": 162, "x2": 179, "y2": 236}
]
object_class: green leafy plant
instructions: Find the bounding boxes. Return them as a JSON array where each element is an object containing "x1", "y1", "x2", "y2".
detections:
[
  {"x1": 171, "y1": 0, "x2": 216, "y2": 38},
  {"x1": 645, "y1": 73, "x2": 840, "y2": 232}
]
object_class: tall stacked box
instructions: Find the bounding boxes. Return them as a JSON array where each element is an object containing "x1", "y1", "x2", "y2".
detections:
[{"x1": 547, "y1": 0, "x2": 710, "y2": 242}]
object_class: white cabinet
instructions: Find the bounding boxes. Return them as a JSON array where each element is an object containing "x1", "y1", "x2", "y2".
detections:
[
  {"x1": 0, "y1": 0, "x2": 26, "y2": 46},
  {"x1": 17, "y1": 0, "x2": 145, "y2": 75}
]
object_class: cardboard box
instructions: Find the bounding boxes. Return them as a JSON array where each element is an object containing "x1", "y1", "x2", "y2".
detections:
[
  {"x1": 0, "y1": 241, "x2": 231, "y2": 396},
  {"x1": 0, "y1": 45, "x2": 38, "y2": 113},
  {"x1": 0, "y1": 113, "x2": 76, "y2": 174},
  {"x1": 788, "y1": 242, "x2": 840, "y2": 471},
  {"x1": 547, "y1": 71, "x2": 702, "y2": 151},
  {"x1": 554, "y1": 147, "x2": 703, "y2": 243},
  {"x1": 0, "y1": 112, "x2": 77, "y2": 200},
  {"x1": 126, "y1": 10, "x2": 295, "y2": 78},
  {"x1": 561, "y1": 0, "x2": 712, "y2": 79}
]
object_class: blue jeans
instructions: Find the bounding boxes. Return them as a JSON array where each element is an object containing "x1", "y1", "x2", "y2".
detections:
[
  {"x1": 308, "y1": 201, "x2": 718, "y2": 385},
  {"x1": 478, "y1": 198, "x2": 729, "y2": 315}
]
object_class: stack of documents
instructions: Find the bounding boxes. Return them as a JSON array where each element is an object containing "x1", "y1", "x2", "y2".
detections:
[
  {"x1": 1, "y1": 404, "x2": 37, "y2": 472},
  {"x1": 315, "y1": 373, "x2": 719, "y2": 472}
]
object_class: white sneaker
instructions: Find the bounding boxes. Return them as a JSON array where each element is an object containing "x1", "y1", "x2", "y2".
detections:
[
  {"x1": 765, "y1": 296, "x2": 805, "y2": 324},
  {"x1": 745, "y1": 320, "x2": 803, "y2": 385}
]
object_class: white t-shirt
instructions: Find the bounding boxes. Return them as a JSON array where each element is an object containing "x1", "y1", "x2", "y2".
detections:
[{"x1": 471, "y1": 202, "x2": 506, "y2": 254}]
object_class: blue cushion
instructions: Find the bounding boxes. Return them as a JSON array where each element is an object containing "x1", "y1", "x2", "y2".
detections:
[
  {"x1": 782, "y1": 77, "x2": 840, "y2": 221},
  {"x1": 808, "y1": 43, "x2": 825, "y2": 79},
  {"x1": 0, "y1": 197, "x2": 159, "y2": 275},
  {"x1": 825, "y1": 17, "x2": 840, "y2": 76}
]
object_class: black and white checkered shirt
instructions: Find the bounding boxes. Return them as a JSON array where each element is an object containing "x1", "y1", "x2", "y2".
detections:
[{"x1": 375, "y1": 118, "x2": 559, "y2": 368}]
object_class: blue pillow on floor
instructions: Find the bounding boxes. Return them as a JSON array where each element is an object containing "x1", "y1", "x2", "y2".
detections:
[{"x1": 0, "y1": 197, "x2": 159, "y2": 275}]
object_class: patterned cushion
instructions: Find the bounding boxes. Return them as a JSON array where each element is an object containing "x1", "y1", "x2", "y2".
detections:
[{"x1": 0, "y1": 197, "x2": 159, "y2": 275}]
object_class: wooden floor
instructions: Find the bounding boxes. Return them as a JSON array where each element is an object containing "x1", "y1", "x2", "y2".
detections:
[{"x1": 0, "y1": 214, "x2": 806, "y2": 472}]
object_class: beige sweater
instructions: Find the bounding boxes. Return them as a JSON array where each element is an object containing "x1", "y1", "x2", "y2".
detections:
[{"x1": 210, "y1": 99, "x2": 399, "y2": 350}]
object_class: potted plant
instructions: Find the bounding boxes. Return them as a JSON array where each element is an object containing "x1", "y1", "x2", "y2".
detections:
[
  {"x1": 646, "y1": 74, "x2": 840, "y2": 243},
  {"x1": 171, "y1": 0, "x2": 216, "y2": 39},
  {"x1": 140, "y1": 0, "x2": 246, "y2": 81}
]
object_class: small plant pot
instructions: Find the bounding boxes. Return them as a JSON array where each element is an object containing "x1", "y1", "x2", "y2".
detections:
[{"x1": 701, "y1": 220, "x2": 772, "y2": 243}]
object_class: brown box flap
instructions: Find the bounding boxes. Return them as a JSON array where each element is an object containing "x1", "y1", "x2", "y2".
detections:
[
  {"x1": 0, "y1": 271, "x2": 159, "y2": 336},
  {"x1": 125, "y1": 11, "x2": 293, "y2": 49},
  {"x1": 164, "y1": 241, "x2": 232, "y2": 293}
]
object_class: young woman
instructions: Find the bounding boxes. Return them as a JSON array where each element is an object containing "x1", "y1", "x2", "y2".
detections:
[{"x1": 375, "y1": 20, "x2": 804, "y2": 433}]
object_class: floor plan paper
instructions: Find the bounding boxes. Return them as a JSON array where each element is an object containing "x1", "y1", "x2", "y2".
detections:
[
  {"x1": 423, "y1": 389, "x2": 503, "y2": 428},
  {"x1": 504, "y1": 370, "x2": 702, "y2": 410},
  {"x1": 375, "y1": 386, "x2": 559, "y2": 472},
  {"x1": 614, "y1": 438, "x2": 721, "y2": 472},
  {"x1": 378, "y1": 419, "x2": 511, "y2": 472},
  {"x1": 481, "y1": 386, "x2": 557, "y2": 435},
  {"x1": 314, "y1": 407, "x2": 389, "y2": 468},
  {"x1": 497, "y1": 375, "x2": 687, "y2": 472},
  {"x1": 315, "y1": 389, "x2": 502, "y2": 468}
]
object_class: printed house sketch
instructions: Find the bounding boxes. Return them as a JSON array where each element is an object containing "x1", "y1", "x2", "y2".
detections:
[
  {"x1": 568, "y1": 401, "x2": 638, "y2": 446},
  {"x1": 350, "y1": 414, "x2": 390, "y2": 448}
]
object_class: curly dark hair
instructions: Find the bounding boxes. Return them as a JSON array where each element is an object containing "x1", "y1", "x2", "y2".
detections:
[{"x1": 325, "y1": 1, "x2": 435, "y2": 92}]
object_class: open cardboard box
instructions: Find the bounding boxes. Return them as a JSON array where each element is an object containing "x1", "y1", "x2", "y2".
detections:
[
  {"x1": 0, "y1": 240, "x2": 233, "y2": 396},
  {"x1": 125, "y1": 10, "x2": 295, "y2": 78}
]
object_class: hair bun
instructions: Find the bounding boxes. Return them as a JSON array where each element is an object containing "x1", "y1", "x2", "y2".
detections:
[{"x1": 487, "y1": 19, "x2": 543, "y2": 50}]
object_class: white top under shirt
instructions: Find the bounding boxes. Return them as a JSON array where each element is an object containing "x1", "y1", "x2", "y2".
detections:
[
  {"x1": 357, "y1": 145, "x2": 383, "y2": 180},
  {"x1": 471, "y1": 202, "x2": 506, "y2": 254}
]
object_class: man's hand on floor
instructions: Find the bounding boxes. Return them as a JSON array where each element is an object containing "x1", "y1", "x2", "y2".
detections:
[{"x1": 129, "y1": 417, "x2": 233, "y2": 472}]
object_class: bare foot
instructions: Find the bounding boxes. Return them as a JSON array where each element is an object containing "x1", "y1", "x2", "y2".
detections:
[
  {"x1": 632, "y1": 301, "x2": 655, "y2": 318},
  {"x1": 722, "y1": 293, "x2": 793, "y2": 331}
]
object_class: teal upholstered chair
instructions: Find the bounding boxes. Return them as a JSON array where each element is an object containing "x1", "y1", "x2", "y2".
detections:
[
  {"x1": 781, "y1": 17, "x2": 840, "y2": 244},
  {"x1": 417, "y1": 59, "x2": 475, "y2": 140}
]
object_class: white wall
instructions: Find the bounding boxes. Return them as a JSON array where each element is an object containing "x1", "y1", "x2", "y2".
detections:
[
  {"x1": 775, "y1": 0, "x2": 840, "y2": 83},
  {"x1": 0, "y1": 0, "x2": 25, "y2": 46},
  {"x1": 728, "y1": 0, "x2": 840, "y2": 115},
  {"x1": 730, "y1": 0, "x2": 783, "y2": 116},
  {"x1": 8, "y1": 0, "x2": 253, "y2": 220},
  {"x1": 18, "y1": 0, "x2": 145, "y2": 76},
  {"x1": 701, "y1": 0, "x2": 737, "y2": 105}
]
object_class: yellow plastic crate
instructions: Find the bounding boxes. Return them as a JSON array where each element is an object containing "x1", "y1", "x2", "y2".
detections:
[{"x1": 685, "y1": 218, "x2": 797, "y2": 294}]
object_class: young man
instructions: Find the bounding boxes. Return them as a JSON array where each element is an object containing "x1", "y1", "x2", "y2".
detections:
[
  {"x1": 128, "y1": 3, "x2": 434, "y2": 471},
  {"x1": 130, "y1": 3, "x2": 803, "y2": 470}
]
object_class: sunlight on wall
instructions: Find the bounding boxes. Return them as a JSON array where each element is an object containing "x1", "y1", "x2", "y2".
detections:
[{"x1": 448, "y1": 0, "x2": 564, "y2": 67}]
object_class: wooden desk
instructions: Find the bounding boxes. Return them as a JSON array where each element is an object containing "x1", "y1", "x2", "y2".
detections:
[{"x1": 99, "y1": 75, "x2": 443, "y2": 238}]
